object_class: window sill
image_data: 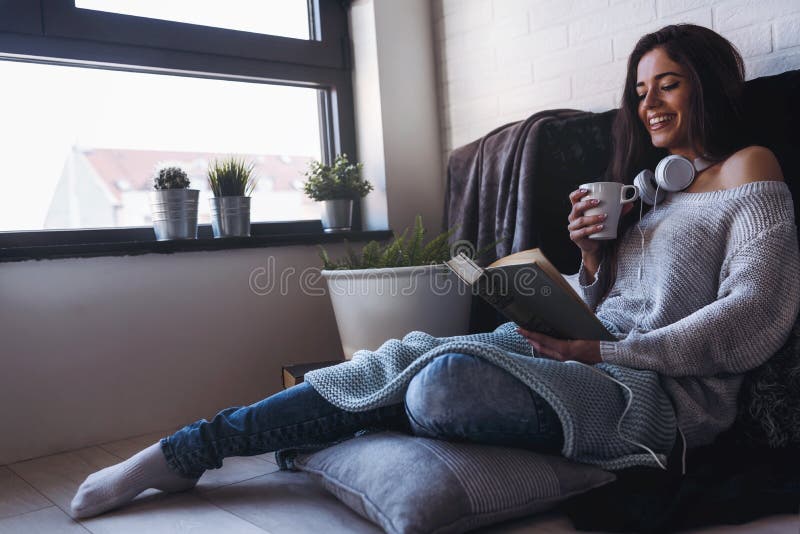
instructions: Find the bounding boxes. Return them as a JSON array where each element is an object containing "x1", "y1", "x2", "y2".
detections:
[{"x1": 0, "y1": 221, "x2": 393, "y2": 263}]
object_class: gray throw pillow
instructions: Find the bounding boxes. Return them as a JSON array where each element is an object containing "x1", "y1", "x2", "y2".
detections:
[{"x1": 293, "y1": 431, "x2": 615, "y2": 534}]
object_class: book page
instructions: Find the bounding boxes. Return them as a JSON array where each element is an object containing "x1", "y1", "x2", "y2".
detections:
[{"x1": 445, "y1": 253, "x2": 484, "y2": 285}]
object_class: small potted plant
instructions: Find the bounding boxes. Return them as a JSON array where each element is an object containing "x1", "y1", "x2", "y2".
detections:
[
  {"x1": 302, "y1": 153, "x2": 373, "y2": 232},
  {"x1": 318, "y1": 215, "x2": 472, "y2": 359},
  {"x1": 148, "y1": 166, "x2": 199, "y2": 241},
  {"x1": 207, "y1": 157, "x2": 258, "y2": 238}
]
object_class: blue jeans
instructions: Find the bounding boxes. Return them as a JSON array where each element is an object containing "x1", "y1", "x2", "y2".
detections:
[{"x1": 161, "y1": 353, "x2": 564, "y2": 478}]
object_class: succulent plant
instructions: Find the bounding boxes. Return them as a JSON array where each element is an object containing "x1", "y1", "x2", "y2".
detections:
[
  {"x1": 207, "y1": 157, "x2": 258, "y2": 197},
  {"x1": 153, "y1": 166, "x2": 190, "y2": 190},
  {"x1": 302, "y1": 153, "x2": 373, "y2": 201}
]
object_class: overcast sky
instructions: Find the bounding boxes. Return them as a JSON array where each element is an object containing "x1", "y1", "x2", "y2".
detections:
[
  {"x1": 0, "y1": 1, "x2": 320, "y2": 229},
  {"x1": 76, "y1": 0, "x2": 309, "y2": 39}
]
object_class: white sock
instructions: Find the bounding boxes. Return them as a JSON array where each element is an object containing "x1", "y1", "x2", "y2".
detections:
[{"x1": 70, "y1": 442, "x2": 199, "y2": 518}]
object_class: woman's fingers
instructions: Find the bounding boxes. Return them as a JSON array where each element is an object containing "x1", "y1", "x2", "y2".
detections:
[
  {"x1": 574, "y1": 198, "x2": 600, "y2": 213},
  {"x1": 534, "y1": 344, "x2": 565, "y2": 361},
  {"x1": 516, "y1": 328, "x2": 566, "y2": 360},
  {"x1": 516, "y1": 326, "x2": 539, "y2": 339},
  {"x1": 532, "y1": 332, "x2": 562, "y2": 352},
  {"x1": 569, "y1": 224, "x2": 604, "y2": 241},
  {"x1": 568, "y1": 188, "x2": 605, "y2": 256},
  {"x1": 569, "y1": 189, "x2": 588, "y2": 203},
  {"x1": 567, "y1": 213, "x2": 606, "y2": 231},
  {"x1": 567, "y1": 198, "x2": 600, "y2": 223}
]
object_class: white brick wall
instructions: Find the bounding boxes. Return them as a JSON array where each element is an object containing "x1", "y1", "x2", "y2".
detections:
[{"x1": 433, "y1": 0, "x2": 800, "y2": 153}]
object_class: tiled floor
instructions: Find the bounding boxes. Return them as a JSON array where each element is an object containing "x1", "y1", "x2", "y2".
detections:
[
  {"x1": 1, "y1": 430, "x2": 798, "y2": 533},
  {"x1": 0, "y1": 429, "x2": 380, "y2": 534}
]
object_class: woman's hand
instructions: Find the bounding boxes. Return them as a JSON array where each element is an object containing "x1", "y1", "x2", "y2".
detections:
[
  {"x1": 568, "y1": 188, "x2": 606, "y2": 257},
  {"x1": 516, "y1": 327, "x2": 602, "y2": 364},
  {"x1": 567, "y1": 188, "x2": 635, "y2": 259}
]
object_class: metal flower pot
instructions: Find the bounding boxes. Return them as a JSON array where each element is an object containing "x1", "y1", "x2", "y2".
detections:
[
  {"x1": 210, "y1": 196, "x2": 251, "y2": 238},
  {"x1": 149, "y1": 189, "x2": 199, "y2": 241},
  {"x1": 321, "y1": 199, "x2": 353, "y2": 233}
]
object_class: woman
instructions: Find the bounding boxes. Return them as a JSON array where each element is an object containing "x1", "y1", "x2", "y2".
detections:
[
  {"x1": 520, "y1": 23, "x2": 798, "y2": 456},
  {"x1": 71, "y1": 24, "x2": 800, "y2": 519}
]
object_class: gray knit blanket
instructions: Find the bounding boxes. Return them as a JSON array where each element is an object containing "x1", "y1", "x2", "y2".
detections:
[{"x1": 305, "y1": 322, "x2": 677, "y2": 471}]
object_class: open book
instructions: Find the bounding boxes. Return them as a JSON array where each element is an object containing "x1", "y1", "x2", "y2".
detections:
[{"x1": 445, "y1": 248, "x2": 616, "y2": 341}]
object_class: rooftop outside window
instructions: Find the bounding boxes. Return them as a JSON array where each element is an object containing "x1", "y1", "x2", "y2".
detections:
[{"x1": 0, "y1": 60, "x2": 323, "y2": 232}]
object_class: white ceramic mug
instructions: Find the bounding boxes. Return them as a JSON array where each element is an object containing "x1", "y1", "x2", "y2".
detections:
[{"x1": 578, "y1": 181, "x2": 639, "y2": 240}]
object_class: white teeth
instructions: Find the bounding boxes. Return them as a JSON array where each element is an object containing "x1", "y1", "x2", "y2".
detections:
[{"x1": 649, "y1": 115, "x2": 674, "y2": 126}]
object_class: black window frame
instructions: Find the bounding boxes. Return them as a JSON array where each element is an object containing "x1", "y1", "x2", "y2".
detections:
[{"x1": 0, "y1": 0, "x2": 374, "y2": 262}]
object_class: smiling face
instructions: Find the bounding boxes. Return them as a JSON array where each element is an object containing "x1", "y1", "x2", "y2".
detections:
[{"x1": 636, "y1": 47, "x2": 698, "y2": 159}]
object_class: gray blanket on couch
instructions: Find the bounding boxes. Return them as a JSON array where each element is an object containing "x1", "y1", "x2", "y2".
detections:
[{"x1": 443, "y1": 108, "x2": 619, "y2": 270}]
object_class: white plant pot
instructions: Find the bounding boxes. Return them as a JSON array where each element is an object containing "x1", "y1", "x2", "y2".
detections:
[{"x1": 321, "y1": 264, "x2": 472, "y2": 360}]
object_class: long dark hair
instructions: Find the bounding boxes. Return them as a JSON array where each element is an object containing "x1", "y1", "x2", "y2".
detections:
[
  {"x1": 600, "y1": 24, "x2": 747, "y2": 302},
  {"x1": 610, "y1": 24, "x2": 746, "y2": 181}
]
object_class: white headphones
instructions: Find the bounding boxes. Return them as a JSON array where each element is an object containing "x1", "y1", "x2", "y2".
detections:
[{"x1": 633, "y1": 155, "x2": 715, "y2": 204}]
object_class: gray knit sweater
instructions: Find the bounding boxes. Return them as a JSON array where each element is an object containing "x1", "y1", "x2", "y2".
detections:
[
  {"x1": 305, "y1": 180, "x2": 798, "y2": 470},
  {"x1": 580, "y1": 180, "x2": 800, "y2": 448}
]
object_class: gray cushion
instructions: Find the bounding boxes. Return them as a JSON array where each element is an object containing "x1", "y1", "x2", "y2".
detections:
[{"x1": 293, "y1": 431, "x2": 615, "y2": 534}]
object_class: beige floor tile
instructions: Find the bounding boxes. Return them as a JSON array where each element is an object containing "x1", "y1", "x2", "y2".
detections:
[
  {"x1": 8, "y1": 447, "x2": 123, "y2": 512},
  {"x1": 201, "y1": 470, "x2": 381, "y2": 534},
  {"x1": 0, "y1": 506, "x2": 89, "y2": 533},
  {"x1": 78, "y1": 491, "x2": 267, "y2": 534},
  {"x1": 0, "y1": 466, "x2": 52, "y2": 519},
  {"x1": 195, "y1": 456, "x2": 279, "y2": 492},
  {"x1": 97, "y1": 430, "x2": 176, "y2": 460}
]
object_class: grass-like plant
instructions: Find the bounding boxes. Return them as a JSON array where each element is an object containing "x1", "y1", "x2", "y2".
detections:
[
  {"x1": 207, "y1": 157, "x2": 258, "y2": 197},
  {"x1": 318, "y1": 215, "x2": 458, "y2": 270},
  {"x1": 303, "y1": 153, "x2": 373, "y2": 201},
  {"x1": 153, "y1": 166, "x2": 190, "y2": 190}
]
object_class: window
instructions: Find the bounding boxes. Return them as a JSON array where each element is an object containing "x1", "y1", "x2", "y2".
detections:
[
  {"x1": 74, "y1": 0, "x2": 311, "y2": 39},
  {"x1": 0, "y1": 0, "x2": 360, "y2": 254},
  {"x1": 1, "y1": 60, "x2": 322, "y2": 231}
]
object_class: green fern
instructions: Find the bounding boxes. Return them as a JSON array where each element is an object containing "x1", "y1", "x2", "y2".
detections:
[
  {"x1": 418, "y1": 226, "x2": 457, "y2": 264},
  {"x1": 378, "y1": 230, "x2": 406, "y2": 267},
  {"x1": 345, "y1": 240, "x2": 361, "y2": 270},
  {"x1": 361, "y1": 240, "x2": 382, "y2": 267},
  {"x1": 318, "y1": 216, "x2": 462, "y2": 270},
  {"x1": 405, "y1": 215, "x2": 425, "y2": 266},
  {"x1": 318, "y1": 245, "x2": 336, "y2": 270}
]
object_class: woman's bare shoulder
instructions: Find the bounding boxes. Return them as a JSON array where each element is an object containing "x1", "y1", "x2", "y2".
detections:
[{"x1": 718, "y1": 145, "x2": 785, "y2": 188}]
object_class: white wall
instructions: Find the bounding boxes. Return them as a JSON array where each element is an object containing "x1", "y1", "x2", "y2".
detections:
[
  {"x1": 352, "y1": 0, "x2": 445, "y2": 234},
  {"x1": 0, "y1": 246, "x2": 348, "y2": 464},
  {"x1": 0, "y1": 0, "x2": 444, "y2": 465},
  {"x1": 434, "y1": 0, "x2": 800, "y2": 154}
]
